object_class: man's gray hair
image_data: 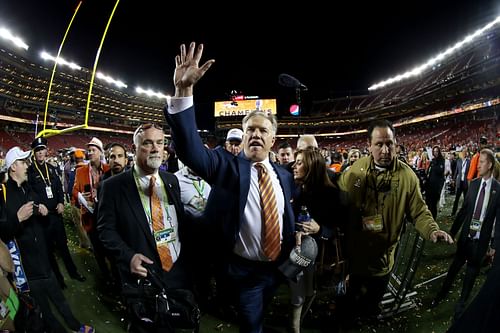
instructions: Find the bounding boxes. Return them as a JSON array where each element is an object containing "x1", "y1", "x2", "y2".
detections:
[
  {"x1": 242, "y1": 110, "x2": 278, "y2": 134},
  {"x1": 297, "y1": 135, "x2": 318, "y2": 150}
]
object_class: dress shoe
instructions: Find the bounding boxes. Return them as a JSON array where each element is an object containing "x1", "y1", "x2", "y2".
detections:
[{"x1": 70, "y1": 273, "x2": 86, "y2": 282}]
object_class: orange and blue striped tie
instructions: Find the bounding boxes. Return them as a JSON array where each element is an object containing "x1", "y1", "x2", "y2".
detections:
[
  {"x1": 255, "y1": 163, "x2": 281, "y2": 261},
  {"x1": 150, "y1": 176, "x2": 173, "y2": 271}
]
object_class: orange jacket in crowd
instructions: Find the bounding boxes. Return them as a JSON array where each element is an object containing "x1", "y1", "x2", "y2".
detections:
[
  {"x1": 72, "y1": 162, "x2": 109, "y2": 232},
  {"x1": 467, "y1": 152, "x2": 479, "y2": 181}
]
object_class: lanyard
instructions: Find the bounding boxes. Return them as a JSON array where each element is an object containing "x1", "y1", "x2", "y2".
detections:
[
  {"x1": 192, "y1": 179, "x2": 205, "y2": 197},
  {"x1": 132, "y1": 170, "x2": 170, "y2": 228},
  {"x1": 33, "y1": 161, "x2": 51, "y2": 186}
]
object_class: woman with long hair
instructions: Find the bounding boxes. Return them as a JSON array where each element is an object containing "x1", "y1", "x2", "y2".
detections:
[
  {"x1": 425, "y1": 145, "x2": 445, "y2": 219},
  {"x1": 289, "y1": 147, "x2": 344, "y2": 332}
]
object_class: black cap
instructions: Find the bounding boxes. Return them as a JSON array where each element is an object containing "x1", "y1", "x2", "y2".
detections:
[
  {"x1": 31, "y1": 137, "x2": 48, "y2": 151},
  {"x1": 479, "y1": 136, "x2": 487, "y2": 144}
]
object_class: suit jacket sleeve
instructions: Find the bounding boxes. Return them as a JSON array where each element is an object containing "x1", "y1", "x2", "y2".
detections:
[
  {"x1": 164, "y1": 106, "x2": 221, "y2": 184},
  {"x1": 72, "y1": 166, "x2": 84, "y2": 207},
  {"x1": 494, "y1": 184, "x2": 500, "y2": 250},
  {"x1": 97, "y1": 177, "x2": 136, "y2": 267}
]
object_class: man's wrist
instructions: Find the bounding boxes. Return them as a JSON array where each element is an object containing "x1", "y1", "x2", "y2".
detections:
[{"x1": 167, "y1": 96, "x2": 194, "y2": 114}]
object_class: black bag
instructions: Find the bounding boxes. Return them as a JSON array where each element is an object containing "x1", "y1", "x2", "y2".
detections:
[
  {"x1": 122, "y1": 268, "x2": 200, "y2": 331},
  {"x1": 14, "y1": 292, "x2": 46, "y2": 333}
]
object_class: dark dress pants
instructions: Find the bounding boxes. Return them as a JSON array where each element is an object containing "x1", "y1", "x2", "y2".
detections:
[
  {"x1": 425, "y1": 187, "x2": 441, "y2": 220},
  {"x1": 342, "y1": 273, "x2": 390, "y2": 320},
  {"x1": 45, "y1": 213, "x2": 80, "y2": 279},
  {"x1": 451, "y1": 181, "x2": 468, "y2": 215},
  {"x1": 228, "y1": 255, "x2": 282, "y2": 333},
  {"x1": 29, "y1": 272, "x2": 81, "y2": 333},
  {"x1": 439, "y1": 238, "x2": 481, "y2": 312}
]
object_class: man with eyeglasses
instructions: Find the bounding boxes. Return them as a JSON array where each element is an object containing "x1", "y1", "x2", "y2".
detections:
[
  {"x1": 164, "y1": 42, "x2": 296, "y2": 333},
  {"x1": 97, "y1": 123, "x2": 191, "y2": 332}
]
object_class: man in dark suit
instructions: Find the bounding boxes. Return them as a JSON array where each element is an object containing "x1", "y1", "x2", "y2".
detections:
[
  {"x1": 164, "y1": 42, "x2": 296, "y2": 333},
  {"x1": 447, "y1": 182, "x2": 500, "y2": 333},
  {"x1": 431, "y1": 148, "x2": 500, "y2": 320},
  {"x1": 451, "y1": 148, "x2": 470, "y2": 216},
  {"x1": 97, "y1": 123, "x2": 189, "y2": 332}
]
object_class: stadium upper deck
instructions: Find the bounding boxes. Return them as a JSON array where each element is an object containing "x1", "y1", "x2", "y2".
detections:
[{"x1": 0, "y1": 18, "x2": 498, "y2": 141}]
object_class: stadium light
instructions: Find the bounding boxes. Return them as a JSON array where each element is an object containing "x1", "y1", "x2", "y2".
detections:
[
  {"x1": 0, "y1": 27, "x2": 29, "y2": 50},
  {"x1": 96, "y1": 72, "x2": 127, "y2": 88},
  {"x1": 368, "y1": 15, "x2": 500, "y2": 91},
  {"x1": 40, "y1": 51, "x2": 81, "y2": 70},
  {"x1": 135, "y1": 86, "x2": 169, "y2": 100}
]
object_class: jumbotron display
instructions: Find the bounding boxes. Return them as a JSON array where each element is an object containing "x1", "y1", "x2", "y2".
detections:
[{"x1": 214, "y1": 99, "x2": 277, "y2": 117}]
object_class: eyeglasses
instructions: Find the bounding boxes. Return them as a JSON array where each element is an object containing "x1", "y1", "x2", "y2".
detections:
[{"x1": 133, "y1": 123, "x2": 163, "y2": 138}]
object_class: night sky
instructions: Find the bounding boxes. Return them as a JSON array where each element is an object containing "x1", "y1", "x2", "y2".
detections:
[{"x1": 1, "y1": 0, "x2": 498, "y2": 129}]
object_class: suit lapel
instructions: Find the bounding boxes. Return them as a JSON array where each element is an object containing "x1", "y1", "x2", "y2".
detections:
[
  {"x1": 273, "y1": 163, "x2": 290, "y2": 205},
  {"x1": 272, "y1": 162, "x2": 295, "y2": 237},
  {"x1": 159, "y1": 172, "x2": 180, "y2": 213},
  {"x1": 123, "y1": 171, "x2": 156, "y2": 248},
  {"x1": 237, "y1": 157, "x2": 251, "y2": 218}
]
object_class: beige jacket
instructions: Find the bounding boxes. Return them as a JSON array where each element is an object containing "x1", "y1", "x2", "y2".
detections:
[{"x1": 338, "y1": 156, "x2": 439, "y2": 276}]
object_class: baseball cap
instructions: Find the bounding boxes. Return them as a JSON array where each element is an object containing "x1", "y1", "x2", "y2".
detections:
[
  {"x1": 226, "y1": 128, "x2": 243, "y2": 142},
  {"x1": 278, "y1": 235, "x2": 318, "y2": 282},
  {"x1": 87, "y1": 137, "x2": 104, "y2": 152},
  {"x1": 479, "y1": 136, "x2": 487, "y2": 144},
  {"x1": 31, "y1": 137, "x2": 48, "y2": 151},
  {"x1": 5, "y1": 147, "x2": 31, "y2": 170}
]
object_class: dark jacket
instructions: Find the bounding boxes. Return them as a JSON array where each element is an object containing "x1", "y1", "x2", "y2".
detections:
[
  {"x1": 28, "y1": 160, "x2": 64, "y2": 211},
  {"x1": 447, "y1": 178, "x2": 500, "y2": 333},
  {"x1": 97, "y1": 169, "x2": 187, "y2": 287},
  {"x1": 0, "y1": 178, "x2": 51, "y2": 280},
  {"x1": 450, "y1": 178, "x2": 500, "y2": 264},
  {"x1": 426, "y1": 156, "x2": 445, "y2": 193},
  {"x1": 292, "y1": 184, "x2": 344, "y2": 239}
]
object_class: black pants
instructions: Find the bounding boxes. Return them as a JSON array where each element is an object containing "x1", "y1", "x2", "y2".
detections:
[
  {"x1": 451, "y1": 181, "x2": 468, "y2": 215},
  {"x1": 439, "y1": 238, "x2": 481, "y2": 309},
  {"x1": 87, "y1": 228, "x2": 120, "y2": 284},
  {"x1": 341, "y1": 273, "x2": 390, "y2": 321},
  {"x1": 29, "y1": 273, "x2": 81, "y2": 333},
  {"x1": 425, "y1": 187, "x2": 441, "y2": 220},
  {"x1": 44, "y1": 213, "x2": 80, "y2": 282}
]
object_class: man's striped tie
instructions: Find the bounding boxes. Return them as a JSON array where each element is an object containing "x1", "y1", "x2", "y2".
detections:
[
  {"x1": 150, "y1": 176, "x2": 173, "y2": 271},
  {"x1": 255, "y1": 163, "x2": 281, "y2": 261}
]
